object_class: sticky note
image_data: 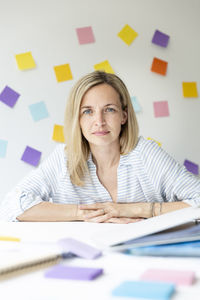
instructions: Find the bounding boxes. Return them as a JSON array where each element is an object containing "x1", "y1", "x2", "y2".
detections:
[
  {"x1": 29, "y1": 101, "x2": 49, "y2": 121},
  {"x1": 147, "y1": 137, "x2": 162, "y2": 147},
  {"x1": 44, "y1": 265, "x2": 103, "y2": 281},
  {"x1": 94, "y1": 60, "x2": 114, "y2": 74},
  {"x1": 0, "y1": 236, "x2": 20, "y2": 242},
  {"x1": 52, "y1": 125, "x2": 65, "y2": 143},
  {"x1": 54, "y1": 64, "x2": 73, "y2": 82},
  {"x1": 58, "y1": 238, "x2": 102, "y2": 259},
  {"x1": 131, "y1": 96, "x2": 141, "y2": 113},
  {"x1": 184, "y1": 159, "x2": 199, "y2": 175},
  {"x1": 140, "y1": 269, "x2": 195, "y2": 286},
  {"x1": 21, "y1": 146, "x2": 42, "y2": 166},
  {"x1": 0, "y1": 86, "x2": 20, "y2": 108},
  {"x1": 29, "y1": 101, "x2": 49, "y2": 122},
  {"x1": 153, "y1": 101, "x2": 169, "y2": 118},
  {"x1": 15, "y1": 51, "x2": 36, "y2": 70},
  {"x1": 112, "y1": 280, "x2": 175, "y2": 299},
  {"x1": 0, "y1": 139, "x2": 8, "y2": 158},
  {"x1": 76, "y1": 26, "x2": 95, "y2": 45},
  {"x1": 182, "y1": 82, "x2": 198, "y2": 97},
  {"x1": 152, "y1": 30, "x2": 170, "y2": 47},
  {"x1": 118, "y1": 24, "x2": 138, "y2": 46},
  {"x1": 151, "y1": 57, "x2": 168, "y2": 76}
]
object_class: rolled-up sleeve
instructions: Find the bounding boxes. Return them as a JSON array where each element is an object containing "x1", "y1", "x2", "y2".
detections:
[
  {"x1": 0, "y1": 145, "x2": 65, "y2": 221},
  {"x1": 141, "y1": 139, "x2": 200, "y2": 207}
]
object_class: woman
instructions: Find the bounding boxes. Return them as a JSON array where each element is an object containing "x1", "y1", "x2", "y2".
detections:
[{"x1": 1, "y1": 71, "x2": 200, "y2": 222}]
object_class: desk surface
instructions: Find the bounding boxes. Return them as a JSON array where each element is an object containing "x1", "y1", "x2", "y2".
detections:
[{"x1": 0, "y1": 221, "x2": 200, "y2": 300}]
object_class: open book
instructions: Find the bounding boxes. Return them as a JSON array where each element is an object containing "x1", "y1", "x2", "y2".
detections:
[{"x1": 93, "y1": 207, "x2": 200, "y2": 249}]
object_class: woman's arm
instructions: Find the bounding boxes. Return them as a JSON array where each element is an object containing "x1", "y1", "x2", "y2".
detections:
[
  {"x1": 79, "y1": 201, "x2": 190, "y2": 223},
  {"x1": 16, "y1": 202, "x2": 82, "y2": 222}
]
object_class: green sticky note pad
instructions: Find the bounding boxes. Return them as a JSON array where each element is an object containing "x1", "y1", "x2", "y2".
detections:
[{"x1": 112, "y1": 280, "x2": 175, "y2": 299}]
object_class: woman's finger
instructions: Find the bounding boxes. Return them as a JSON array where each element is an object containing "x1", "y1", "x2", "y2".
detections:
[{"x1": 84, "y1": 208, "x2": 105, "y2": 219}]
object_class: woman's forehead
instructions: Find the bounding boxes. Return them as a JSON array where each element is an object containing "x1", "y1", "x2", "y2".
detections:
[{"x1": 81, "y1": 83, "x2": 121, "y2": 106}]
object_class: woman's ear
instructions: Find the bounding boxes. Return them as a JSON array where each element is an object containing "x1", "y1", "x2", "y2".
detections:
[{"x1": 121, "y1": 111, "x2": 128, "y2": 125}]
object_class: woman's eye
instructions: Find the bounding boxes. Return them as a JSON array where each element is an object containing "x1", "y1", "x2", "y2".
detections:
[
  {"x1": 105, "y1": 107, "x2": 115, "y2": 112},
  {"x1": 83, "y1": 109, "x2": 92, "y2": 115}
]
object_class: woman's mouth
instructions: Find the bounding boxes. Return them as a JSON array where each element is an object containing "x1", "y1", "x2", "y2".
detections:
[{"x1": 92, "y1": 131, "x2": 110, "y2": 136}]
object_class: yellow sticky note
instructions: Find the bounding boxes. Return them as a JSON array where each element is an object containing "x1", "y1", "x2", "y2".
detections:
[
  {"x1": 147, "y1": 137, "x2": 162, "y2": 147},
  {"x1": 118, "y1": 24, "x2": 138, "y2": 46},
  {"x1": 0, "y1": 236, "x2": 20, "y2": 242},
  {"x1": 52, "y1": 125, "x2": 65, "y2": 143},
  {"x1": 54, "y1": 64, "x2": 73, "y2": 82},
  {"x1": 94, "y1": 60, "x2": 114, "y2": 74},
  {"x1": 15, "y1": 51, "x2": 36, "y2": 70},
  {"x1": 182, "y1": 82, "x2": 198, "y2": 97}
]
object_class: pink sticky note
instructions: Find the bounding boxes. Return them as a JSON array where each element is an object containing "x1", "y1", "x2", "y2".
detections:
[
  {"x1": 153, "y1": 101, "x2": 169, "y2": 117},
  {"x1": 76, "y1": 26, "x2": 95, "y2": 45},
  {"x1": 140, "y1": 269, "x2": 195, "y2": 286}
]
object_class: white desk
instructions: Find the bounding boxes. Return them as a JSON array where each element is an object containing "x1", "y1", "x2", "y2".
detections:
[{"x1": 0, "y1": 222, "x2": 200, "y2": 300}]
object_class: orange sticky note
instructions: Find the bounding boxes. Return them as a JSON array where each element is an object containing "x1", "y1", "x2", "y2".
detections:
[
  {"x1": 15, "y1": 51, "x2": 36, "y2": 70},
  {"x1": 151, "y1": 57, "x2": 168, "y2": 76},
  {"x1": 52, "y1": 125, "x2": 65, "y2": 143},
  {"x1": 54, "y1": 64, "x2": 73, "y2": 82},
  {"x1": 182, "y1": 82, "x2": 198, "y2": 97},
  {"x1": 94, "y1": 60, "x2": 114, "y2": 74},
  {"x1": 118, "y1": 24, "x2": 138, "y2": 46}
]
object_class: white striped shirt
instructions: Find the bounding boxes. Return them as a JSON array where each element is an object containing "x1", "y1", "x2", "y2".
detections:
[{"x1": 1, "y1": 136, "x2": 200, "y2": 221}]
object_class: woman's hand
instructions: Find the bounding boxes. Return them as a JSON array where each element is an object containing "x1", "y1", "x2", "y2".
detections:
[{"x1": 79, "y1": 202, "x2": 144, "y2": 223}]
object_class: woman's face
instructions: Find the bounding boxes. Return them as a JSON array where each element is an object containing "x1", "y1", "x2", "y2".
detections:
[{"x1": 79, "y1": 83, "x2": 127, "y2": 148}]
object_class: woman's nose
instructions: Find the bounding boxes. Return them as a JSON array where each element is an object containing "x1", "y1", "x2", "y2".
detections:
[{"x1": 94, "y1": 111, "x2": 105, "y2": 126}]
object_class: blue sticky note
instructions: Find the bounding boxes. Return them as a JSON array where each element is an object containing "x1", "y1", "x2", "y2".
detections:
[
  {"x1": 112, "y1": 280, "x2": 175, "y2": 300},
  {"x1": 131, "y1": 96, "x2": 141, "y2": 113},
  {"x1": 29, "y1": 101, "x2": 49, "y2": 122},
  {"x1": 0, "y1": 139, "x2": 8, "y2": 158}
]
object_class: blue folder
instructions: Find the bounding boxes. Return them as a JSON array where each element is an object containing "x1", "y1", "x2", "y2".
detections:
[{"x1": 125, "y1": 240, "x2": 200, "y2": 257}]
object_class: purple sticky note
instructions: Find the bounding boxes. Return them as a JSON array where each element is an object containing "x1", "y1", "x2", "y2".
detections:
[
  {"x1": 0, "y1": 86, "x2": 20, "y2": 108},
  {"x1": 76, "y1": 26, "x2": 95, "y2": 45},
  {"x1": 44, "y1": 265, "x2": 103, "y2": 280},
  {"x1": 184, "y1": 159, "x2": 199, "y2": 175},
  {"x1": 58, "y1": 238, "x2": 102, "y2": 259},
  {"x1": 21, "y1": 146, "x2": 42, "y2": 166},
  {"x1": 140, "y1": 268, "x2": 195, "y2": 286},
  {"x1": 152, "y1": 30, "x2": 170, "y2": 47},
  {"x1": 153, "y1": 101, "x2": 169, "y2": 118}
]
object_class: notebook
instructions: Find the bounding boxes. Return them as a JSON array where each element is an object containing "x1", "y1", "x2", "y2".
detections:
[
  {"x1": 93, "y1": 207, "x2": 200, "y2": 248},
  {"x1": 0, "y1": 242, "x2": 62, "y2": 279},
  {"x1": 110, "y1": 222, "x2": 200, "y2": 251}
]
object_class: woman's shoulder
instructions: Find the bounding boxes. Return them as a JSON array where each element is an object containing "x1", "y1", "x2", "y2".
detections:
[
  {"x1": 40, "y1": 144, "x2": 67, "y2": 171},
  {"x1": 132, "y1": 136, "x2": 161, "y2": 154}
]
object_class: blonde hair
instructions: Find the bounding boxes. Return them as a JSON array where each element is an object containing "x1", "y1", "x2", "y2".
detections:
[{"x1": 64, "y1": 71, "x2": 139, "y2": 186}]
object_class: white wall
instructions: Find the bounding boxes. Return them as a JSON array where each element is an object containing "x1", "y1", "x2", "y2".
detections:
[{"x1": 0, "y1": 0, "x2": 200, "y2": 199}]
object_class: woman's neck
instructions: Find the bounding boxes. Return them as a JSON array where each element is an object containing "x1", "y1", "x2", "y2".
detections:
[{"x1": 90, "y1": 143, "x2": 120, "y2": 172}]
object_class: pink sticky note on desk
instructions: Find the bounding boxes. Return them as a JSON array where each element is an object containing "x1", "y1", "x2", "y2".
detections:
[{"x1": 140, "y1": 268, "x2": 195, "y2": 286}]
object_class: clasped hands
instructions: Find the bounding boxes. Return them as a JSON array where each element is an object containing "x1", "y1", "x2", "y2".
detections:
[{"x1": 78, "y1": 202, "x2": 144, "y2": 224}]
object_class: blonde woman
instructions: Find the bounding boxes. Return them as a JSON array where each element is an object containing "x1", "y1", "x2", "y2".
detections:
[{"x1": 1, "y1": 71, "x2": 200, "y2": 222}]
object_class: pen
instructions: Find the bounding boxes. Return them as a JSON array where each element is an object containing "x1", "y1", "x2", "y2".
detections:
[{"x1": 0, "y1": 236, "x2": 21, "y2": 242}]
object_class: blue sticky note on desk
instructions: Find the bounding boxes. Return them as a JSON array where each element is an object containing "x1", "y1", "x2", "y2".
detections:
[{"x1": 112, "y1": 280, "x2": 175, "y2": 299}]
